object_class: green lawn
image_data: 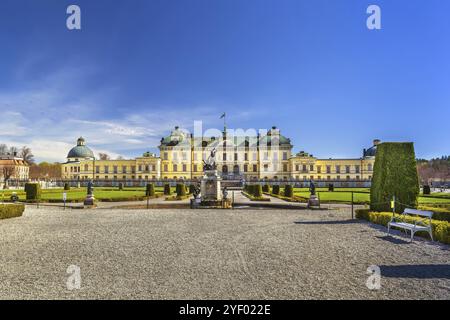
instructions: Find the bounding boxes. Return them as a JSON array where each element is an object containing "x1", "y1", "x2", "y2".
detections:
[{"x1": 0, "y1": 187, "x2": 173, "y2": 202}]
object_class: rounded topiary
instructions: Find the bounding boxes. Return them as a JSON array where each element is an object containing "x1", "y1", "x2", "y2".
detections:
[
  {"x1": 423, "y1": 185, "x2": 431, "y2": 195},
  {"x1": 254, "y1": 185, "x2": 263, "y2": 197},
  {"x1": 272, "y1": 185, "x2": 280, "y2": 195},
  {"x1": 262, "y1": 184, "x2": 270, "y2": 193},
  {"x1": 328, "y1": 184, "x2": 334, "y2": 192},
  {"x1": 164, "y1": 183, "x2": 171, "y2": 195},
  {"x1": 284, "y1": 185, "x2": 293, "y2": 197},
  {"x1": 64, "y1": 182, "x2": 70, "y2": 191},
  {"x1": 25, "y1": 183, "x2": 41, "y2": 201},
  {"x1": 146, "y1": 183, "x2": 155, "y2": 197},
  {"x1": 176, "y1": 183, "x2": 186, "y2": 197},
  {"x1": 118, "y1": 182, "x2": 124, "y2": 190}
]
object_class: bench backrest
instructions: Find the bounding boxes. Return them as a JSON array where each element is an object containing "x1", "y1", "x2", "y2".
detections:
[{"x1": 403, "y1": 208, "x2": 433, "y2": 218}]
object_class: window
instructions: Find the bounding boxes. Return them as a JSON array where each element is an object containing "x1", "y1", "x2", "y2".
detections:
[
  {"x1": 346, "y1": 166, "x2": 350, "y2": 174},
  {"x1": 282, "y1": 152, "x2": 288, "y2": 160},
  {"x1": 122, "y1": 166, "x2": 127, "y2": 173},
  {"x1": 84, "y1": 164, "x2": 89, "y2": 171},
  {"x1": 193, "y1": 164, "x2": 197, "y2": 172},
  {"x1": 326, "y1": 166, "x2": 331, "y2": 174},
  {"x1": 368, "y1": 164, "x2": 373, "y2": 171},
  {"x1": 223, "y1": 153, "x2": 227, "y2": 161},
  {"x1": 302, "y1": 164, "x2": 307, "y2": 172},
  {"x1": 253, "y1": 164, "x2": 257, "y2": 172},
  {"x1": 131, "y1": 166, "x2": 136, "y2": 174},
  {"x1": 346, "y1": 175, "x2": 351, "y2": 180},
  {"x1": 104, "y1": 166, "x2": 109, "y2": 174},
  {"x1": 244, "y1": 164, "x2": 248, "y2": 172},
  {"x1": 145, "y1": 165, "x2": 149, "y2": 172},
  {"x1": 355, "y1": 165, "x2": 360, "y2": 173},
  {"x1": 283, "y1": 164, "x2": 288, "y2": 172},
  {"x1": 303, "y1": 176, "x2": 307, "y2": 180},
  {"x1": 164, "y1": 164, "x2": 168, "y2": 171},
  {"x1": 138, "y1": 165, "x2": 142, "y2": 171},
  {"x1": 327, "y1": 176, "x2": 331, "y2": 180},
  {"x1": 95, "y1": 166, "x2": 100, "y2": 174},
  {"x1": 336, "y1": 175, "x2": 340, "y2": 180},
  {"x1": 317, "y1": 165, "x2": 321, "y2": 173},
  {"x1": 234, "y1": 153, "x2": 238, "y2": 161},
  {"x1": 264, "y1": 164, "x2": 269, "y2": 172},
  {"x1": 173, "y1": 164, "x2": 177, "y2": 172},
  {"x1": 336, "y1": 165, "x2": 341, "y2": 174},
  {"x1": 163, "y1": 152, "x2": 168, "y2": 160},
  {"x1": 244, "y1": 153, "x2": 248, "y2": 161},
  {"x1": 310, "y1": 165, "x2": 314, "y2": 172},
  {"x1": 356, "y1": 175, "x2": 360, "y2": 180},
  {"x1": 113, "y1": 166, "x2": 118, "y2": 174},
  {"x1": 182, "y1": 152, "x2": 187, "y2": 161},
  {"x1": 182, "y1": 164, "x2": 187, "y2": 172},
  {"x1": 318, "y1": 176, "x2": 321, "y2": 180},
  {"x1": 295, "y1": 164, "x2": 299, "y2": 171}
]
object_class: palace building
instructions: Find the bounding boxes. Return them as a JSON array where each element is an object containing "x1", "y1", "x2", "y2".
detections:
[{"x1": 61, "y1": 127, "x2": 377, "y2": 182}]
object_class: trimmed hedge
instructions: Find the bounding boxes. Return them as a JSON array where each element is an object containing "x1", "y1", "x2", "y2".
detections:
[
  {"x1": 176, "y1": 183, "x2": 187, "y2": 197},
  {"x1": 64, "y1": 183, "x2": 70, "y2": 191},
  {"x1": 262, "y1": 184, "x2": 270, "y2": 193},
  {"x1": 355, "y1": 209, "x2": 450, "y2": 244},
  {"x1": 284, "y1": 185, "x2": 293, "y2": 197},
  {"x1": 163, "y1": 184, "x2": 171, "y2": 195},
  {"x1": 24, "y1": 183, "x2": 41, "y2": 201},
  {"x1": 254, "y1": 185, "x2": 263, "y2": 197},
  {"x1": 272, "y1": 185, "x2": 280, "y2": 195},
  {"x1": 328, "y1": 184, "x2": 334, "y2": 192},
  {"x1": 0, "y1": 204, "x2": 25, "y2": 220},
  {"x1": 189, "y1": 184, "x2": 196, "y2": 194},
  {"x1": 146, "y1": 183, "x2": 155, "y2": 197},
  {"x1": 418, "y1": 206, "x2": 450, "y2": 223},
  {"x1": 370, "y1": 142, "x2": 419, "y2": 213},
  {"x1": 118, "y1": 182, "x2": 124, "y2": 190},
  {"x1": 422, "y1": 185, "x2": 431, "y2": 195}
]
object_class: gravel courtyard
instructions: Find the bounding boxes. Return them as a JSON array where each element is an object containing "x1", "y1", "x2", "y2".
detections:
[{"x1": 0, "y1": 206, "x2": 449, "y2": 300}]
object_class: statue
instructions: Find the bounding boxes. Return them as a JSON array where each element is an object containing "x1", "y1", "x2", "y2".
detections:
[
  {"x1": 192, "y1": 182, "x2": 201, "y2": 199},
  {"x1": 222, "y1": 187, "x2": 228, "y2": 200},
  {"x1": 203, "y1": 148, "x2": 217, "y2": 171},
  {"x1": 309, "y1": 180, "x2": 316, "y2": 196},
  {"x1": 87, "y1": 180, "x2": 94, "y2": 196}
]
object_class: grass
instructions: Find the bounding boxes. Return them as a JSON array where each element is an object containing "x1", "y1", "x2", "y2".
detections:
[{"x1": 0, "y1": 187, "x2": 169, "y2": 202}]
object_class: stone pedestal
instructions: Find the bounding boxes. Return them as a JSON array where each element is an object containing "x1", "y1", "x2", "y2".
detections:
[
  {"x1": 308, "y1": 195, "x2": 320, "y2": 208},
  {"x1": 83, "y1": 194, "x2": 96, "y2": 208},
  {"x1": 200, "y1": 170, "x2": 222, "y2": 202}
]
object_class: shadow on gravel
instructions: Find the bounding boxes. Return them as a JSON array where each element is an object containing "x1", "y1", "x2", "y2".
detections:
[
  {"x1": 380, "y1": 264, "x2": 450, "y2": 279},
  {"x1": 294, "y1": 220, "x2": 359, "y2": 225},
  {"x1": 376, "y1": 235, "x2": 410, "y2": 245}
]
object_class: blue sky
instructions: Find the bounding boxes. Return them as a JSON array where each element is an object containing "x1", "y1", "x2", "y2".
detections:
[{"x1": 0, "y1": 0, "x2": 449, "y2": 162}]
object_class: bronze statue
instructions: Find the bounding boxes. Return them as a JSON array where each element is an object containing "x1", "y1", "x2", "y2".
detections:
[
  {"x1": 309, "y1": 180, "x2": 316, "y2": 196},
  {"x1": 203, "y1": 148, "x2": 217, "y2": 171}
]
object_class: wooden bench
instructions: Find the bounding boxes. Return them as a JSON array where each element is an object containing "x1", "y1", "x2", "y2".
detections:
[{"x1": 387, "y1": 208, "x2": 434, "y2": 242}]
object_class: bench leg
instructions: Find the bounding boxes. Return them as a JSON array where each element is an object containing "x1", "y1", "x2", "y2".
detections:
[
  {"x1": 429, "y1": 229, "x2": 434, "y2": 242},
  {"x1": 410, "y1": 230, "x2": 414, "y2": 242},
  {"x1": 387, "y1": 223, "x2": 390, "y2": 235}
]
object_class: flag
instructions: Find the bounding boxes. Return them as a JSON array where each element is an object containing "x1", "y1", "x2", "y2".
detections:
[{"x1": 220, "y1": 112, "x2": 226, "y2": 119}]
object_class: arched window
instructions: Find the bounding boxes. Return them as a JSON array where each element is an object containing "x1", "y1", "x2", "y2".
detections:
[{"x1": 222, "y1": 165, "x2": 228, "y2": 174}]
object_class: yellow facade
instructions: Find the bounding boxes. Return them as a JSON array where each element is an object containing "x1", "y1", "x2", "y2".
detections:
[{"x1": 61, "y1": 134, "x2": 376, "y2": 182}]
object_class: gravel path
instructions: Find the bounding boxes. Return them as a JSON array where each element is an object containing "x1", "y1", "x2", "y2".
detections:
[{"x1": 0, "y1": 207, "x2": 449, "y2": 299}]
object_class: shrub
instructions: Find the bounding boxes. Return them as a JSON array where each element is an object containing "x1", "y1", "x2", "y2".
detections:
[
  {"x1": 423, "y1": 185, "x2": 431, "y2": 195},
  {"x1": 118, "y1": 182, "x2": 124, "y2": 190},
  {"x1": 328, "y1": 184, "x2": 334, "y2": 192},
  {"x1": 189, "y1": 184, "x2": 196, "y2": 194},
  {"x1": 262, "y1": 184, "x2": 270, "y2": 193},
  {"x1": 272, "y1": 185, "x2": 280, "y2": 195},
  {"x1": 370, "y1": 142, "x2": 419, "y2": 213},
  {"x1": 176, "y1": 183, "x2": 186, "y2": 197},
  {"x1": 356, "y1": 210, "x2": 450, "y2": 244},
  {"x1": 0, "y1": 204, "x2": 25, "y2": 220},
  {"x1": 418, "y1": 206, "x2": 450, "y2": 223},
  {"x1": 164, "y1": 184, "x2": 171, "y2": 195},
  {"x1": 146, "y1": 183, "x2": 155, "y2": 197},
  {"x1": 284, "y1": 185, "x2": 293, "y2": 197},
  {"x1": 254, "y1": 185, "x2": 263, "y2": 197},
  {"x1": 64, "y1": 183, "x2": 70, "y2": 191},
  {"x1": 24, "y1": 183, "x2": 41, "y2": 201}
]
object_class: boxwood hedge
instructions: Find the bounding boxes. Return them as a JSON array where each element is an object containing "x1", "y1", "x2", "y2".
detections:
[{"x1": 0, "y1": 204, "x2": 25, "y2": 220}]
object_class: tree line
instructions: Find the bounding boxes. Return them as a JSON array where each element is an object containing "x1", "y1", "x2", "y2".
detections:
[{"x1": 417, "y1": 156, "x2": 450, "y2": 185}]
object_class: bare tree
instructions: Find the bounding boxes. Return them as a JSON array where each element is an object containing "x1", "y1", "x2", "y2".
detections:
[
  {"x1": 98, "y1": 153, "x2": 111, "y2": 161},
  {"x1": 19, "y1": 146, "x2": 35, "y2": 165},
  {"x1": 0, "y1": 144, "x2": 7, "y2": 155},
  {"x1": 9, "y1": 146, "x2": 18, "y2": 156},
  {"x1": 2, "y1": 166, "x2": 16, "y2": 185},
  {"x1": 116, "y1": 155, "x2": 124, "y2": 160}
]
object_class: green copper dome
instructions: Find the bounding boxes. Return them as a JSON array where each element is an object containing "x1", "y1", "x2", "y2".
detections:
[{"x1": 67, "y1": 137, "x2": 94, "y2": 159}]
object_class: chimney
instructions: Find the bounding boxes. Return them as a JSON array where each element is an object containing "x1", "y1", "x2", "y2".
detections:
[{"x1": 373, "y1": 139, "x2": 381, "y2": 146}]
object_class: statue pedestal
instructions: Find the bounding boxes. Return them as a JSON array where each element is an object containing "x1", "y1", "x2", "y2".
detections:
[
  {"x1": 307, "y1": 195, "x2": 320, "y2": 208},
  {"x1": 201, "y1": 170, "x2": 222, "y2": 202},
  {"x1": 83, "y1": 194, "x2": 96, "y2": 208}
]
